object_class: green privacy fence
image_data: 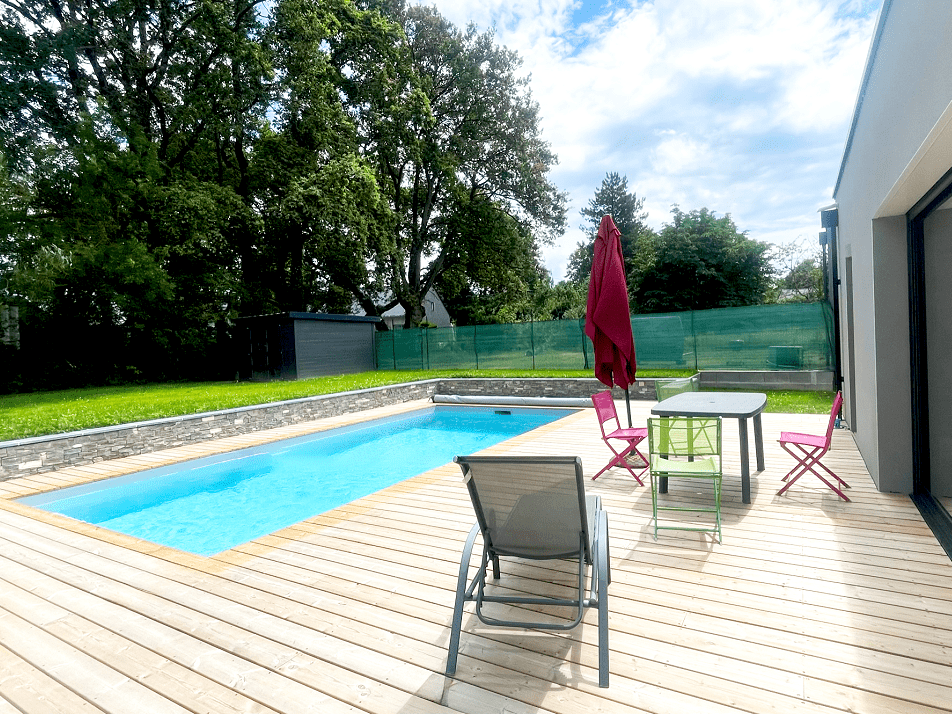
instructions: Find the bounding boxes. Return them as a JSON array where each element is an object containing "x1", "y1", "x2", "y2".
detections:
[{"x1": 375, "y1": 302, "x2": 835, "y2": 372}]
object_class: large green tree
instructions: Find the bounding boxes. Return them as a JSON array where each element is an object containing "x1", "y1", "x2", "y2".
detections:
[
  {"x1": 0, "y1": 0, "x2": 270, "y2": 174},
  {"x1": 248, "y1": 0, "x2": 398, "y2": 315},
  {"x1": 634, "y1": 206, "x2": 773, "y2": 313},
  {"x1": 359, "y1": 3, "x2": 567, "y2": 327},
  {"x1": 0, "y1": 0, "x2": 271, "y2": 385},
  {"x1": 0, "y1": 0, "x2": 569, "y2": 388}
]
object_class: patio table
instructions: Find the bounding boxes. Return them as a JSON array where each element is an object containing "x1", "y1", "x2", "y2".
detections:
[{"x1": 651, "y1": 391, "x2": 767, "y2": 504}]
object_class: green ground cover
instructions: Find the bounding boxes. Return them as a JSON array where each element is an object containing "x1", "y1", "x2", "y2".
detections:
[{"x1": 0, "y1": 370, "x2": 833, "y2": 442}]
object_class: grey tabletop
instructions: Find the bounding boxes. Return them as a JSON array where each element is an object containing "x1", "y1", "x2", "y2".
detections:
[{"x1": 651, "y1": 391, "x2": 767, "y2": 418}]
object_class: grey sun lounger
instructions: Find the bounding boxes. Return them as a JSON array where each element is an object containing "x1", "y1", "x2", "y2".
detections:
[{"x1": 447, "y1": 454, "x2": 611, "y2": 688}]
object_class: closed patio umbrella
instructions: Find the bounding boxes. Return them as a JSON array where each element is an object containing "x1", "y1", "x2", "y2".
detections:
[{"x1": 585, "y1": 215, "x2": 637, "y2": 425}]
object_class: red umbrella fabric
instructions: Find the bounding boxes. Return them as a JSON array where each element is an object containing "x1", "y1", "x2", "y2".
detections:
[{"x1": 585, "y1": 215, "x2": 637, "y2": 390}]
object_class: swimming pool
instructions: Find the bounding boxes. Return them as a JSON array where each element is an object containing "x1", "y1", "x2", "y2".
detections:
[{"x1": 19, "y1": 405, "x2": 576, "y2": 556}]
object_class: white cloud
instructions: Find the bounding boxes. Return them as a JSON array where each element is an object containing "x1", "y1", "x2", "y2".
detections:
[
  {"x1": 411, "y1": 0, "x2": 880, "y2": 280},
  {"x1": 651, "y1": 134, "x2": 711, "y2": 176}
]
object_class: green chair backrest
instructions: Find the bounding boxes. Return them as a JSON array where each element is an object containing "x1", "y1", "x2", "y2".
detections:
[
  {"x1": 647, "y1": 416, "x2": 721, "y2": 458},
  {"x1": 654, "y1": 374, "x2": 700, "y2": 401}
]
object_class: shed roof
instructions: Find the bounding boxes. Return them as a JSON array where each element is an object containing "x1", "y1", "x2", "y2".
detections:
[{"x1": 235, "y1": 312, "x2": 381, "y2": 324}]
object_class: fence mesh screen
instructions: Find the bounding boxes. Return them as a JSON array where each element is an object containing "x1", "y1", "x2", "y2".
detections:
[{"x1": 375, "y1": 302, "x2": 834, "y2": 372}]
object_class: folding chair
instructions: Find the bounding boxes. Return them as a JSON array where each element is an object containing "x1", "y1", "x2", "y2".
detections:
[
  {"x1": 647, "y1": 416, "x2": 723, "y2": 543},
  {"x1": 591, "y1": 390, "x2": 648, "y2": 484},
  {"x1": 654, "y1": 374, "x2": 700, "y2": 401},
  {"x1": 777, "y1": 391, "x2": 849, "y2": 501},
  {"x1": 447, "y1": 455, "x2": 611, "y2": 688}
]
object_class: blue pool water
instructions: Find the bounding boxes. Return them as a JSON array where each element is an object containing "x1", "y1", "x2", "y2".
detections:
[{"x1": 19, "y1": 406, "x2": 574, "y2": 556}]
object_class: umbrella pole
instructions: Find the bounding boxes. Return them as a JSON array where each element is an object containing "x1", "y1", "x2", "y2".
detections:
[{"x1": 625, "y1": 387, "x2": 632, "y2": 427}]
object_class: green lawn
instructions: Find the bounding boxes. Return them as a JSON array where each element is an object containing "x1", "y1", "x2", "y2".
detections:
[{"x1": 0, "y1": 369, "x2": 834, "y2": 442}]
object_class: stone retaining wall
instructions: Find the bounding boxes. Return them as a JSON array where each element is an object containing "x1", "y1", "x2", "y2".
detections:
[
  {"x1": 700, "y1": 370, "x2": 835, "y2": 391},
  {"x1": 1, "y1": 380, "x2": 434, "y2": 482},
  {"x1": 1, "y1": 377, "x2": 638, "y2": 482},
  {"x1": 0, "y1": 372, "x2": 830, "y2": 482},
  {"x1": 432, "y1": 377, "x2": 654, "y2": 400}
]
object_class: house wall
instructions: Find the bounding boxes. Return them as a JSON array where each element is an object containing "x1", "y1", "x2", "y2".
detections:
[
  {"x1": 870, "y1": 216, "x2": 912, "y2": 493},
  {"x1": 833, "y1": 0, "x2": 952, "y2": 493}
]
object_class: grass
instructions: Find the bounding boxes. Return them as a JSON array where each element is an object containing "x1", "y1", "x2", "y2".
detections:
[
  {"x1": 0, "y1": 369, "x2": 834, "y2": 442},
  {"x1": 760, "y1": 389, "x2": 835, "y2": 414}
]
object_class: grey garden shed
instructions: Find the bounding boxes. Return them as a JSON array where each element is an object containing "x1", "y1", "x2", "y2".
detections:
[{"x1": 235, "y1": 312, "x2": 381, "y2": 381}]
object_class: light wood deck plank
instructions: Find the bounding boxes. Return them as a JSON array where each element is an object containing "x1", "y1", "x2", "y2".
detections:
[
  {"x1": 0, "y1": 641, "x2": 108, "y2": 714},
  {"x1": 0, "y1": 399, "x2": 950, "y2": 714}
]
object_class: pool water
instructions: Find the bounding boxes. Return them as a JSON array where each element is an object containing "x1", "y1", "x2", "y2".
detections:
[{"x1": 19, "y1": 405, "x2": 575, "y2": 556}]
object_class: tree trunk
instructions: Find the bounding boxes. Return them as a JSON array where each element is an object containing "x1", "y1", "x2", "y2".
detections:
[{"x1": 403, "y1": 299, "x2": 426, "y2": 329}]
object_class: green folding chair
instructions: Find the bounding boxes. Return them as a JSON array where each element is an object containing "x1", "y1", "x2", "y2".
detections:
[
  {"x1": 647, "y1": 416, "x2": 723, "y2": 543},
  {"x1": 654, "y1": 374, "x2": 700, "y2": 401}
]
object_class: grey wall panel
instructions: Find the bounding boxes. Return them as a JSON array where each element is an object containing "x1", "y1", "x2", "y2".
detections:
[
  {"x1": 294, "y1": 319, "x2": 376, "y2": 378},
  {"x1": 872, "y1": 215, "x2": 912, "y2": 493}
]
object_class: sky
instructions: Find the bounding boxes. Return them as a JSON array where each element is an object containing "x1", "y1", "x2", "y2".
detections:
[{"x1": 409, "y1": 0, "x2": 882, "y2": 281}]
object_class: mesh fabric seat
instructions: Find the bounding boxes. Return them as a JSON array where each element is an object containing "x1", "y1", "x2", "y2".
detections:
[
  {"x1": 647, "y1": 416, "x2": 723, "y2": 543},
  {"x1": 654, "y1": 374, "x2": 700, "y2": 401},
  {"x1": 778, "y1": 391, "x2": 849, "y2": 501},
  {"x1": 447, "y1": 455, "x2": 611, "y2": 688},
  {"x1": 591, "y1": 390, "x2": 648, "y2": 484}
]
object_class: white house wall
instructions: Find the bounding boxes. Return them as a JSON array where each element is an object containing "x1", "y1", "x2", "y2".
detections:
[{"x1": 834, "y1": 0, "x2": 952, "y2": 493}]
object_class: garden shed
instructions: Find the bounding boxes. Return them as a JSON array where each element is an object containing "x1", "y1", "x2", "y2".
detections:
[{"x1": 235, "y1": 312, "x2": 381, "y2": 381}]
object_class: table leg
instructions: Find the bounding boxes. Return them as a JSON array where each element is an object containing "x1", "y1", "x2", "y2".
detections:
[
  {"x1": 753, "y1": 413, "x2": 765, "y2": 472},
  {"x1": 738, "y1": 418, "x2": 751, "y2": 504}
]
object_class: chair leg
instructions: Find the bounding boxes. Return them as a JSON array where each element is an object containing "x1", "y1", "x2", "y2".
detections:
[
  {"x1": 650, "y1": 472, "x2": 659, "y2": 541},
  {"x1": 714, "y1": 475, "x2": 722, "y2": 544},
  {"x1": 592, "y1": 440, "x2": 646, "y2": 485},
  {"x1": 813, "y1": 472, "x2": 851, "y2": 501},
  {"x1": 778, "y1": 444, "x2": 850, "y2": 501},
  {"x1": 446, "y1": 523, "x2": 480, "y2": 677},
  {"x1": 812, "y1": 458, "x2": 850, "y2": 488}
]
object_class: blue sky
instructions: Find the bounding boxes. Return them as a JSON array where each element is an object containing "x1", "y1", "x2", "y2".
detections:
[{"x1": 410, "y1": 0, "x2": 882, "y2": 281}]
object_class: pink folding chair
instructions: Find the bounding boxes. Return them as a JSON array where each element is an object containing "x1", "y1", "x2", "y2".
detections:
[
  {"x1": 777, "y1": 391, "x2": 850, "y2": 501},
  {"x1": 591, "y1": 390, "x2": 648, "y2": 484}
]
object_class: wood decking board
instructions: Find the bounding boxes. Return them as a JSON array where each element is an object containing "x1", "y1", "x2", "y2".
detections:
[
  {"x1": 256, "y1": 506, "x2": 947, "y2": 672},
  {"x1": 243, "y1": 531, "x2": 952, "y2": 707},
  {"x1": 0, "y1": 641, "x2": 109, "y2": 714},
  {"x1": 0, "y1": 525, "x2": 454, "y2": 714},
  {"x1": 276, "y1": 518, "x2": 952, "y2": 657},
  {"x1": 0, "y1": 400, "x2": 950, "y2": 714}
]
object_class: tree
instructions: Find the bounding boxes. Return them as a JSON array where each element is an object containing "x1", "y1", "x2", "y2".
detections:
[
  {"x1": 359, "y1": 4, "x2": 567, "y2": 328},
  {"x1": 566, "y1": 172, "x2": 653, "y2": 285},
  {"x1": 634, "y1": 206, "x2": 773, "y2": 313},
  {"x1": 248, "y1": 0, "x2": 399, "y2": 315},
  {"x1": 0, "y1": 0, "x2": 271, "y2": 175},
  {"x1": 768, "y1": 237, "x2": 823, "y2": 303},
  {"x1": 542, "y1": 280, "x2": 586, "y2": 320},
  {"x1": 0, "y1": 0, "x2": 271, "y2": 385},
  {"x1": 435, "y1": 215, "x2": 548, "y2": 325},
  {"x1": 0, "y1": 0, "x2": 568, "y2": 386},
  {"x1": 779, "y1": 258, "x2": 823, "y2": 302}
]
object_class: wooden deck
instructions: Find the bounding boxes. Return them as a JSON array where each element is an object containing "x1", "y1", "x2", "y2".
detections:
[{"x1": 0, "y1": 398, "x2": 950, "y2": 714}]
